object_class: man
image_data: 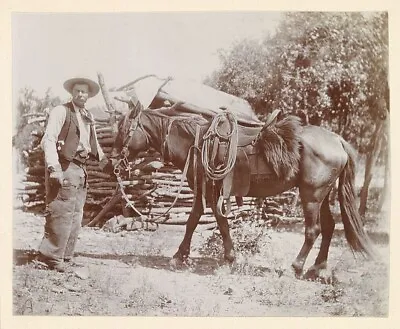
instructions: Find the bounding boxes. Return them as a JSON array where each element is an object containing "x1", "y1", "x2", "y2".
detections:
[{"x1": 37, "y1": 76, "x2": 107, "y2": 272}]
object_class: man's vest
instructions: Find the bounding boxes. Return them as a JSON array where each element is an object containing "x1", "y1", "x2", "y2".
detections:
[{"x1": 57, "y1": 102, "x2": 99, "y2": 164}]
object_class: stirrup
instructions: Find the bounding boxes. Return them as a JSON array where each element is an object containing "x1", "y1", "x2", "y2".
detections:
[{"x1": 216, "y1": 195, "x2": 231, "y2": 217}]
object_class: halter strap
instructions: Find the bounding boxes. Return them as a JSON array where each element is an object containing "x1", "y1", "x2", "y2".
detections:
[
  {"x1": 120, "y1": 112, "x2": 150, "y2": 158},
  {"x1": 161, "y1": 117, "x2": 177, "y2": 162},
  {"x1": 114, "y1": 110, "x2": 200, "y2": 225}
]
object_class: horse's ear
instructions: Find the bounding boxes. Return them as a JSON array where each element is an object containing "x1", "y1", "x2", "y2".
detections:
[
  {"x1": 170, "y1": 101, "x2": 184, "y2": 111},
  {"x1": 128, "y1": 100, "x2": 143, "y2": 119},
  {"x1": 128, "y1": 109, "x2": 136, "y2": 119},
  {"x1": 263, "y1": 109, "x2": 281, "y2": 130}
]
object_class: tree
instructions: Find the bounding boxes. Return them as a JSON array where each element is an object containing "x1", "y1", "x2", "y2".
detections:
[
  {"x1": 208, "y1": 12, "x2": 388, "y2": 144},
  {"x1": 206, "y1": 12, "x2": 389, "y2": 215},
  {"x1": 13, "y1": 88, "x2": 61, "y2": 155}
]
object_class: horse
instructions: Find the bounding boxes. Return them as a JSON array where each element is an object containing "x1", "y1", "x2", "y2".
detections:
[{"x1": 110, "y1": 106, "x2": 376, "y2": 279}]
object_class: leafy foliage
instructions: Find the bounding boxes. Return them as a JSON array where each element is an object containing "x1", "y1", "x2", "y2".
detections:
[
  {"x1": 13, "y1": 88, "x2": 61, "y2": 153},
  {"x1": 206, "y1": 12, "x2": 389, "y2": 155},
  {"x1": 15, "y1": 88, "x2": 61, "y2": 131}
]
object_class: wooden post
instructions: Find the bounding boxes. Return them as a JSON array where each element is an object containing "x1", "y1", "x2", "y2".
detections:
[
  {"x1": 97, "y1": 72, "x2": 118, "y2": 133},
  {"x1": 86, "y1": 191, "x2": 122, "y2": 227}
]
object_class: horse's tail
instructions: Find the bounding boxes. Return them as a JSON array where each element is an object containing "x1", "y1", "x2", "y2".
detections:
[{"x1": 338, "y1": 139, "x2": 377, "y2": 259}]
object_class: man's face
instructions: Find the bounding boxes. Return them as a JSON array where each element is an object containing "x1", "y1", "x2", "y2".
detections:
[{"x1": 71, "y1": 83, "x2": 89, "y2": 108}]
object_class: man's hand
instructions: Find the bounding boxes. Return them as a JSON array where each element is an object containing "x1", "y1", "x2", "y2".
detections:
[{"x1": 49, "y1": 170, "x2": 63, "y2": 186}]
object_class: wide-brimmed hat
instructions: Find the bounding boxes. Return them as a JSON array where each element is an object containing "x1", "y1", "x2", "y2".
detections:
[{"x1": 63, "y1": 77, "x2": 100, "y2": 98}]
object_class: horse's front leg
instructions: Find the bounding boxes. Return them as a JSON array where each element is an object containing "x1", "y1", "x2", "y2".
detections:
[{"x1": 172, "y1": 195, "x2": 204, "y2": 264}]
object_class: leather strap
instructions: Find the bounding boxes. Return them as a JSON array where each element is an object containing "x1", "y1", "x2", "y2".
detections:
[{"x1": 192, "y1": 125, "x2": 202, "y2": 209}]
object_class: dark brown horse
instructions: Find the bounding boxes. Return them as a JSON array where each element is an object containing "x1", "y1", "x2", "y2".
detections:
[{"x1": 110, "y1": 107, "x2": 376, "y2": 278}]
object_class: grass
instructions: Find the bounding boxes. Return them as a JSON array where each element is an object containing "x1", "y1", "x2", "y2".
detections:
[
  {"x1": 122, "y1": 273, "x2": 170, "y2": 315},
  {"x1": 13, "y1": 242, "x2": 388, "y2": 316},
  {"x1": 12, "y1": 195, "x2": 388, "y2": 316}
]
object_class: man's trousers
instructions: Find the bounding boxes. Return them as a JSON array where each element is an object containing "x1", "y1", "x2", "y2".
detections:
[{"x1": 38, "y1": 162, "x2": 87, "y2": 264}]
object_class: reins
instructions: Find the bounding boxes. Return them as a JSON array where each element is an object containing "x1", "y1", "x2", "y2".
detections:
[
  {"x1": 113, "y1": 110, "x2": 199, "y2": 225},
  {"x1": 113, "y1": 109, "x2": 240, "y2": 225},
  {"x1": 112, "y1": 112, "x2": 148, "y2": 220}
]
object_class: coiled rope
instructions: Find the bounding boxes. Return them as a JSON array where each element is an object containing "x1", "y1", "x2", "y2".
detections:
[{"x1": 201, "y1": 111, "x2": 238, "y2": 181}]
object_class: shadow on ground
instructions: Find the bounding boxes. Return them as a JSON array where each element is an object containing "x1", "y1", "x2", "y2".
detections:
[{"x1": 13, "y1": 249, "x2": 276, "y2": 277}]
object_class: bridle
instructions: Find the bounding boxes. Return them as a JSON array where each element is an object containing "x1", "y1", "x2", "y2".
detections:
[
  {"x1": 111, "y1": 109, "x2": 197, "y2": 225},
  {"x1": 111, "y1": 110, "x2": 150, "y2": 219}
]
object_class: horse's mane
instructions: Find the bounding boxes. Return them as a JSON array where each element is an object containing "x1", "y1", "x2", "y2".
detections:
[{"x1": 257, "y1": 115, "x2": 303, "y2": 180}]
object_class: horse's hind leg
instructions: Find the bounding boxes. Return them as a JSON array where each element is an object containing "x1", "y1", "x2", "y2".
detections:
[
  {"x1": 304, "y1": 194, "x2": 335, "y2": 279},
  {"x1": 215, "y1": 212, "x2": 235, "y2": 262},
  {"x1": 292, "y1": 200, "x2": 322, "y2": 278},
  {"x1": 209, "y1": 191, "x2": 235, "y2": 262}
]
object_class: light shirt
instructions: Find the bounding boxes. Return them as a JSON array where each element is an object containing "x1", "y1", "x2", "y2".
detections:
[
  {"x1": 41, "y1": 102, "x2": 105, "y2": 169},
  {"x1": 73, "y1": 102, "x2": 91, "y2": 154}
]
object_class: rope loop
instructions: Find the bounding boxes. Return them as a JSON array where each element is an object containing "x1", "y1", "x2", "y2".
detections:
[{"x1": 201, "y1": 111, "x2": 238, "y2": 181}]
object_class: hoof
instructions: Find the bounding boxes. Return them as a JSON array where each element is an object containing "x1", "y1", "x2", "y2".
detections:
[
  {"x1": 172, "y1": 249, "x2": 189, "y2": 261},
  {"x1": 169, "y1": 257, "x2": 184, "y2": 269},
  {"x1": 170, "y1": 253, "x2": 192, "y2": 270},
  {"x1": 291, "y1": 262, "x2": 303, "y2": 279},
  {"x1": 303, "y1": 266, "x2": 320, "y2": 281},
  {"x1": 224, "y1": 251, "x2": 236, "y2": 263},
  {"x1": 303, "y1": 262, "x2": 330, "y2": 282},
  {"x1": 304, "y1": 265, "x2": 337, "y2": 284}
]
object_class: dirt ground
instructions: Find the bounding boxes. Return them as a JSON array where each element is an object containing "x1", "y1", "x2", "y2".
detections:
[{"x1": 12, "y1": 206, "x2": 389, "y2": 317}]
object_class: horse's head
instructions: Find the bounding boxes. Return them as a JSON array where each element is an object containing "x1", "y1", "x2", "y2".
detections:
[{"x1": 110, "y1": 109, "x2": 150, "y2": 165}]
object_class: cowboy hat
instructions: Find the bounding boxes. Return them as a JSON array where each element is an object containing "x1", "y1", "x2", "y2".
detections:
[{"x1": 63, "y1": 77, "x2": 100, "y2": 98}]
